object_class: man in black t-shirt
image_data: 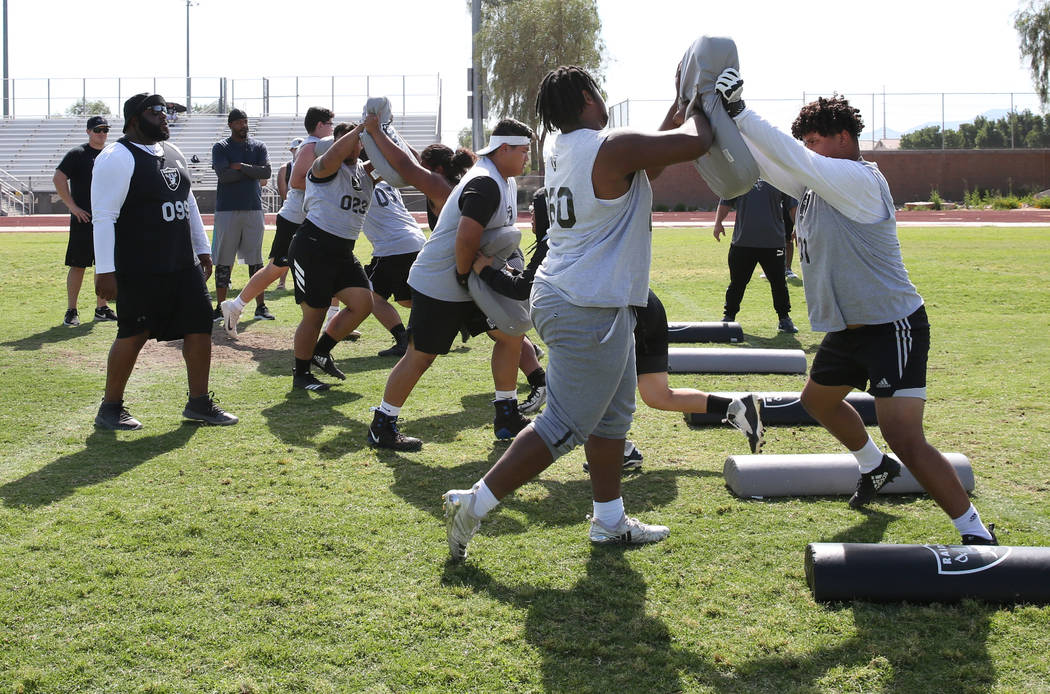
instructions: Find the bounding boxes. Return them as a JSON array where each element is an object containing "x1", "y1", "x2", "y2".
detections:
[{"x1": 53, "y1": 115, "x2": 117, "y2": 327}]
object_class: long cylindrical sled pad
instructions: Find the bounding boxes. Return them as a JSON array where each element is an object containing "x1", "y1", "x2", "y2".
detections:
[
  {"x1": 667, "y1": 321, "x2": 744, "y2": 344},
  {"x1": 685, "y1": 391, "x2": 877, "y2": 426},
  {"x1": 805, "y1": 542, "x2": 1050, "y2": 603},
  {"x1": 667, "y1": 348, "x2": 806, "y2": 374},
  {"x1": 723, "y1": 452, "x2": 975, "y2": 498}
]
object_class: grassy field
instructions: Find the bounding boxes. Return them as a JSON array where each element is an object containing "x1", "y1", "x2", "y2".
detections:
[{"x1": 1, "y1": 226, "x2": 1048, "y2": 693}]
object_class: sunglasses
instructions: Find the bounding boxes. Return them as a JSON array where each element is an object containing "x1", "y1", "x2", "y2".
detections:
[
  {"x1": 92, "y1": 127, "x2": 110, "y2": 133},
  {"x1": 142, "y1": 104, "x2": 167, "y2": 114}
]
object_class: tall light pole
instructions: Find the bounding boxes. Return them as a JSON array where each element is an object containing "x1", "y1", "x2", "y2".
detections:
[
  {"x1": 471, "y1": 0, "x2": 484, "y2": 151},
  {"x1": 185, "y1": 0, "x2": 196, "y2": 112},
  {"x1": 3, "y1": 0, "x2": 9, "y2": 118}
]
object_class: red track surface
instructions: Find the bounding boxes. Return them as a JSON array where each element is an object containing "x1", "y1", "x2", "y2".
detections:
[{"x1": 4, "y1": 209, "x2": 1050, "y2": 229}]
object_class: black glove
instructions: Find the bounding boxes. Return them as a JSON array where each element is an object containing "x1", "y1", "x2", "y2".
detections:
[
  {"x1": 455, "y1": 269, "x2": 470, "y2": 288},
  {"x1": 715, "y1": 68, "x2": 746, "y2": 118}
]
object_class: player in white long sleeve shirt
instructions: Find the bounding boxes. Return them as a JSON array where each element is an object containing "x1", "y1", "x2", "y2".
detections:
[
  {"x1": 91, "y1": 92, "x2": 237, "y2": 431},
  {"x1": 714, "y1": 72, "x2": 995, "y2": 545}
]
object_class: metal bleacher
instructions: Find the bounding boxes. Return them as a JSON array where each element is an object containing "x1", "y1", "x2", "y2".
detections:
[{"x1": 0, "y1": 112, "x2": 440, "y2": 213}]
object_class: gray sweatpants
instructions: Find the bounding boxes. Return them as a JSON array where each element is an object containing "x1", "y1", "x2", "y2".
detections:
[{"x1": 530, "y1": 283, "x2": 637, "y2": 459}]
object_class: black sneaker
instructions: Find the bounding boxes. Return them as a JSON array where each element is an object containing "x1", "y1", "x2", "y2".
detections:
[
  {"x1": 95, "y1": 401, "x2": 142, "y2": 430},
  {"x1": 212, "y1": 306, "x2": 223, "y2": 322},
  {"x1": 311, "y1": 352, "x2": 346, "y2": 380},
  {"x1": 493, "y1": 398, "x2": 530, "y2": 440},
  {"x1": 519, "y1": 384, "x2": 546, "y2": 414},
  {"x1": 532, "y1": 342, "x2": 544, "y2": 360},
  {"x1": 725, "y1": 394, "x2": 764, "y2": 453},
  {"x1": 367, "y1": 408, "x2": 422, "y2": 451},
  {"x1": 94, "y1": 306, "x2": 118, "y2": 321},
  {"x1": 254, "y1": 304, "x2": 275, "y2": 320},
  {"x1": 183, "y1": 392, "x2": 239, "y2": 426},
  {"x1": 377, "y1": 338, "x2": 407, "y2": 357},
  {"x1": 961, "y1": 523, "x2": 999, "y2": 546},
  {"x1": 721, "y1": 313, "x2": 734, "y2": 323},
  {"x1": 63, "y1": 308, "x2": 80, "y2": 327},
  {"x1": 778, "y1": 316, "x2": 799, "y2": 333},
  {"x1": 583, "y1": 440, "x2": 644, "y2": 472},
  {"x1": 341, "y1": 330, "x2": 362, "y2": 342},
  {"x1": 848, "y1": 455, "x2": 902, "y2": 509},
  {"x1": 293, "y1": 372, "x2": 331, "y2": 391}
]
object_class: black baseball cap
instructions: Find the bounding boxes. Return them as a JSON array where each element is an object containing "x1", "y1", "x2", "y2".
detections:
[
  {"x1": 86, "y1": 115, "x2": 109, "y2": 130},
  {"x1": 122, "y1": 93, "x2": 167, "y2": 132},
  {"x1": 228, "y1": 108, "x2": 248, "y2": 124}
]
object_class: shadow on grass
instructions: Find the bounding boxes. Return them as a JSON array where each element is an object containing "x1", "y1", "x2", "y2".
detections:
[
  {"x1": 442, "y1": 546, "x2": 719, "y2": 692},
  {"x1": 259, "y1": 387, "x2": 366, "y2": 459},
  {"x1": 0, "y1": 425, "x2": 197, "y2": 508},
  {"x1": 1, "y1": 321, "x2": 100, "y2": 350}
]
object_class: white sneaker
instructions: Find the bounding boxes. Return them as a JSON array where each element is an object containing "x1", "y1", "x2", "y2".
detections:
[
  {"x1": 220, "y1": 299, "x2": 242, "y2": 339},
  {"x1": 725, "y1": 394, "x2": 764, "y2": 453},
  {"x1": 785, "y1": 269, "x2": 799, "y2": 279},
  {"x1": 443, "y1": 489, "x2": 482, "y2": 560},
  {"x1": 588, "y1": 514, "x2": 669, "y2": 545}
]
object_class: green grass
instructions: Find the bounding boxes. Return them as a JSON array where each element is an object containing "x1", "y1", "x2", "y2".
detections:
[{"x1": 1, "y1": 227, "x2": 1048, "y2": 693}]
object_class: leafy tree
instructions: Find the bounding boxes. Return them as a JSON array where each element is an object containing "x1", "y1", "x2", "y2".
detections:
[
  {"x1": 1015, "y1": 1, "x2": 1050, "y2": 106},
  {"x1": 192, "y1": 100, "x2": 221, "y2": 114},
  {"x1": 475, "y1": 0, "x2": 606, "y2": 171},
  {"x1": 899, "y1": 109, "x2": 1050, "y2": 149},
  {"x1": 459, "y1": 124, "x2": 492, "y2": 150},
  {"x1": 65, "y1": 99, "x2": 111, "y2": 116}
]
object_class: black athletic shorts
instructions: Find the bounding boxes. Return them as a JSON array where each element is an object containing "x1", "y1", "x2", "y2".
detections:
[
  {"x1": 810, "y1": 305, "x2": 930, "y2": 398},
  {"x1": 634, "y1": 289, "x2": 669, "y2": 375},
  {"x1": 407, "y1": 288, "x2": 491, "y2": 355},
  {"x1": 269, "y1": 213, "x2": 300, "y2": 267},
  {"x1": 366, "y1": 251, "x2": 418, "y2": 302},
  {"x1": 115, "y1": 265, "x2": 214, "y2": 341},
  {"x1": 288, "y1": 219, "x2": 369, "y2": 309},
  {"x1": 65, "y1": 221, "x2": 94, "y2": 268}
]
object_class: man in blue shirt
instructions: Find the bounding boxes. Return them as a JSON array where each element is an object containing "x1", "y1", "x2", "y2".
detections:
[{"x1": 211, "y1": 109, "x2": 271, "y2": 320}]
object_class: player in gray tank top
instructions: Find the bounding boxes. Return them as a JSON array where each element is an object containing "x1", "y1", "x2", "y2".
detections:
[
  {"x1": 441, "y1": 64, "x2": 717, "y2": 561},
  {"x1": 717, "y1": 71, "x2": 996, "y2": 544}
]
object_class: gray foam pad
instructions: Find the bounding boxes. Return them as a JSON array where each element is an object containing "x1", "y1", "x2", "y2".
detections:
[
  {"x1": 667, "y1": 321, "x2": 743, "y2": 343},
  {"x1": 806, "y1": 542, "x2": 1050, "y2": 603},
  {"x1": 667, "y1": 347, "x2": 806, "y2": 374},
  {"x1": 360, "y1": 97, "x2": 413, "y2": 188},
  {"x1": 723, "y1": 452, "x2": 974, "y2": 498},
  {"x1": 678, "y1": 35, "x2": 760, "y2": 199},
  {"x1": 467, "y1": 225, "x2": 531, "y2": 336},
  {"x1": 685, "y1": 391, "x2": 876, "y2": 426}
]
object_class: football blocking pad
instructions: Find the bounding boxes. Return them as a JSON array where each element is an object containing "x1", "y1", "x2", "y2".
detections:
[
  {"x1": 722, "y1": 453, "x2": 974, "y2": 498},
  {"x1": 805, "y1": 542, "x2": 1050, "y2": 603},
  {"x1": 667, "y1": 347, "x2": 806, "y2": 374},
  {"x1": 667, "y1": 321, "x2": 744, "y2": 344},
  {"x1": 685, "y1": 391, "x2": 877, "y2": 426}
]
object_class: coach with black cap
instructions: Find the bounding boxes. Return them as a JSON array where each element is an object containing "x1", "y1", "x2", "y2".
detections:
[
  {"x1": 89, "y1": 92, "x2": 238, "y2": 430},
  {"x1": 54, "y1": 114, "x2": 117, "y2": 327},
  {"x1": 210, "y1": 107, "x2": 272, "y2": 321}
]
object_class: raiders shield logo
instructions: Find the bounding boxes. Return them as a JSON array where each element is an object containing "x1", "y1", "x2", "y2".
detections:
[
  {"x1": 161, "y1": 167, "x2": 181, "y2": 191},
  {"x1": 924, "y1": 544, "x2": 1012, "y2": 575}
]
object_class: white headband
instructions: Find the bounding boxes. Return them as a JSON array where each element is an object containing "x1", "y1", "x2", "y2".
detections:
[{"x1": 476, "y1": 135, "x2": 532, "y2": 155}]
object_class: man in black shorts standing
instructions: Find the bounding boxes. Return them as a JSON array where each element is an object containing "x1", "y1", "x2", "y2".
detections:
[
  {"x1": 54, "y1": 115, "x2": 117, "y2": 327},
  {"x1": 90, "y1": 93, "x2": 238, "y2": 430}
]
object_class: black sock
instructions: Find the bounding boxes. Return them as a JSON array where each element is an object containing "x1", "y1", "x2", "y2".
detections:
[
  {"x1": 294, "y1": 358, "x2": 312, "y2": 377},
  {"x1": 314, "y1": 333, "x2": 338, "y2": 355},
  {"x1": 390, "y1": 323, "x2": 407, "y2": 343},
  {"x1": 527, "y1": 367, "x2": 546, "y2": 388},
  {"x1": 707, "y1": 394, "x2": 731, "y2": 416}
]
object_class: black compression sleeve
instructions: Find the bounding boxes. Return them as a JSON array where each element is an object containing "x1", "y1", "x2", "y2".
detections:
[{"x1": 458, "y1": 176, "x2": 502, "y2": 226}]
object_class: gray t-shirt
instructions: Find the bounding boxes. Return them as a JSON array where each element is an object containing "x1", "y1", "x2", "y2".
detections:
[
  {"x1": 720, "y1": 179, "x2": 793, "y2": 248},
  {"x1": 303, "y1": 160, "x2": 374, "y2": 240}
]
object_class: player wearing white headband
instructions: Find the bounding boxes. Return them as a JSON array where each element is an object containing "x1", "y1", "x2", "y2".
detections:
[{"x1": 366, "y1": 118, "x2": 536, "y2": 451}]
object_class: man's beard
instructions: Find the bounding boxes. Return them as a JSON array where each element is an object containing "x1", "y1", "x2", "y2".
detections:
[{"x1": 141, "y1": 118, "x2": 169, "y2": 141}]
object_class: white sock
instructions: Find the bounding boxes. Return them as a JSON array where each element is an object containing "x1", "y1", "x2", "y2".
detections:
[
  {"x1": 851, "y1": 436, "x2": 885, "y2": 473},
  {"x1": 377, "y1": 400, "x2": 400, "y2": 417},
  {"x1": 592, "y1": 497, "x2": 625, "y2": 528},
  {"x1": 326, "y1": 305, "x2": 339, "y2": 322},
  {"x1": 230, "y1": 296, "x2": 246, "y2": 311},
  {"x1": 494, "y1": 389, "x2": 517, "y2": 402},
  {"x1": 952, "y1": 504, "x2": 992, "y2": 540},
  {"x1": 472, "y1": 480, "x2": 499, "y2": 518}
]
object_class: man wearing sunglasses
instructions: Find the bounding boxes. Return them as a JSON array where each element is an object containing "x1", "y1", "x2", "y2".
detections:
[
  {"x1": 89, "y1": 93, "x2": 237, "y2": 430},
  {"x1": 54, "y1": 114, "x2": 117, "y2": 327}
]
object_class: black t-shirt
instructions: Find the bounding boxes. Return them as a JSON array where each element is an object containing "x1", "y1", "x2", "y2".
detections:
[
  {"x1": 458, "y1": 176, "x2": 502, "y2": 226},
  {"x1": 57, "y1": 143, "x2": 102, "y2": 212}
]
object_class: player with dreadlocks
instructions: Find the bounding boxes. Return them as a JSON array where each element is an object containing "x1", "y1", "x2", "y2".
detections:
[
  {"x1": 713, "y1": 70, "x2": 997, "y2": 545},
  {"x1": 440, "y1": 64, "x2": 714, "y2": 560}
]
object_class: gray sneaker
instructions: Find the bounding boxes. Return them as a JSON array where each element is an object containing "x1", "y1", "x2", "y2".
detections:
[
  {"x1": 519, "y1": 384, "x2": 546, "y2": 414},
  {"x1": 94, "y1": 401, "x2": 143, "y2": 430},
  {"x1": 443, "y1": 488, "x2": 482, "y2": 560},
  {"x1": 725, "y1": 394, "x2": 764, "y2": 453},
  {"x1": 182, "y1": 393, "x2": 239, "y2": 426},
  {"x1": 588, "y1": 514, "x2": 669, "y2": 545}
]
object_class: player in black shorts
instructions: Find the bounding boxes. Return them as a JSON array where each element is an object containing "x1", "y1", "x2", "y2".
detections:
[
  {"x1": 53, "y1": 115, "x2": 117, "y2": 327},
  {"x1": 89, "y1": 93, "x2": 237, "y2": 429}
]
